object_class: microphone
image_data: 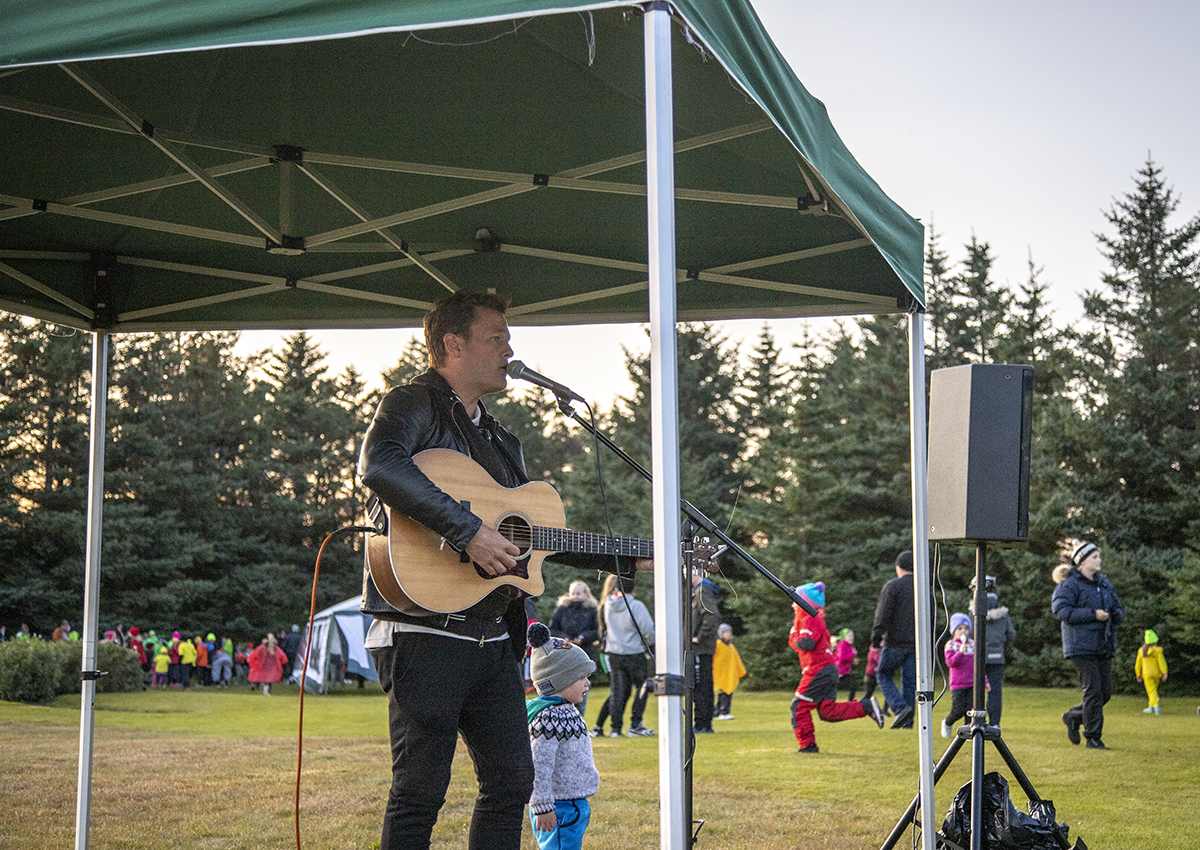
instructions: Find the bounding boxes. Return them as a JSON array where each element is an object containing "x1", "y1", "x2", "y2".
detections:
[{"x1": 506, "y1": 360, "x2": 585, "y2": 403}]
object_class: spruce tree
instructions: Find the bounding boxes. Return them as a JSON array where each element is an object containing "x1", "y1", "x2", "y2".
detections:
[{"x1": 1073, "y1": 159, "x2": 1200, "y2": 550}]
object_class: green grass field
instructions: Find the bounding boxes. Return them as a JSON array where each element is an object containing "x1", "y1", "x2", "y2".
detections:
[{"x1": 0, "y1": 685, "x2": 1194, "y2": 849}]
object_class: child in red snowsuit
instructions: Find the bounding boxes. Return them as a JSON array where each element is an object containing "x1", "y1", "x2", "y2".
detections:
[{"x1": 788, "y1": 582, "x2": 884, "y2": 753}]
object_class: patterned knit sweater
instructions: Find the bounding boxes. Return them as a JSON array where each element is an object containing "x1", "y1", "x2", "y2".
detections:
[{"x1": 528, "y1": 699, "x2": 600, "y2": 815}]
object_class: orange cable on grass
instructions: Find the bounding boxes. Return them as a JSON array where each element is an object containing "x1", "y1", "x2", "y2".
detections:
[{"x1": 295, "y1": 525, "x2": 375, "y2": 850}]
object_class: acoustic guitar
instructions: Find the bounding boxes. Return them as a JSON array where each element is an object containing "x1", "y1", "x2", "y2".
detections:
[{"x1": 365, "y1": 448, "x2": 719, "y2": 614}]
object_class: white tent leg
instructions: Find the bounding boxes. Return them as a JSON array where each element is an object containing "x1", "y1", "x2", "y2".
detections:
[
  {"x1": 75, "y1": 329, "x2": 108, "y2": 850},
  {"x1": 907, "y1": 311, "x2": 936, "y2": 850},
  {"x1": 644, "y1": 6, "x2": 684, "y2": 850}
]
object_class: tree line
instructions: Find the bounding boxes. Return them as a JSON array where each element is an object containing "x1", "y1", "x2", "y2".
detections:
[{"x1": 1, "y1": 160, "x2": 1197, "y2": 695}]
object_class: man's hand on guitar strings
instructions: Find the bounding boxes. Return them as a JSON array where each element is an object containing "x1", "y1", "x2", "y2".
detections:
[{"x1": 465, "y1": 524, "x2": 521, "y2": 576}]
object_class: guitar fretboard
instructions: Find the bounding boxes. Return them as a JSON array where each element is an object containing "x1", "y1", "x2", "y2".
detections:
[{"x1": 531, "y1": 527, "x2": 653, "y2": 559}]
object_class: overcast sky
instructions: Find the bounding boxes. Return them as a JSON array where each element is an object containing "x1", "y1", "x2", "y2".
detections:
[{"x1": 239, "y1": 0, "x2": 1200, "y2": 404}]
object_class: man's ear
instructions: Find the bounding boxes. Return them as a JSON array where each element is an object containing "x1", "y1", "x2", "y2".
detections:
[{"x1": 442, "y1": 332, "x2": 462, "y2": 361}]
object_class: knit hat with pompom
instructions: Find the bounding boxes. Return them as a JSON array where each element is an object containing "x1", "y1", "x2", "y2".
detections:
[{"x1": 527, "y1": 622, "x2": 595, "y2": 697}]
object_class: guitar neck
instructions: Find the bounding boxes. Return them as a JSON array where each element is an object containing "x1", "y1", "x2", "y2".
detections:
[{"x1": 532, "y1": 527, "x2": 653, "y2": 560}]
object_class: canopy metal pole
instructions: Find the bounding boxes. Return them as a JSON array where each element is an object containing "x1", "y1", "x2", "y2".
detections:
[
  {"x1": 75, "y1": 329, "x2": 108, "y2": 850},
  {"x1": 907, "y1": 311, "x2": 936, "y2": 850},
  {"x1": 644, "y1": 5, "x2": 685, "y2": 850}
]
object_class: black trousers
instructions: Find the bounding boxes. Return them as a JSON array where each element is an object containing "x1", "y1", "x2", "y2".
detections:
[
  {"x1": 1065, "y1": 654, "x2": 1113, "y2": 742},
  {"x1": 693, "y1": 653, "x2": 714, "y2": 731},
  {"x1": 944, "y1": 687, "x2": 974, "y2": 728},
  {"x1": 985, "y1": 663, "x2": 1006, "y2": 726},
  {"x1": 371, "y1": 633, "x2": 533, "y2": 850},
  {"x1": 607, "y1": 652, "x2": 649, "y2": 733}
]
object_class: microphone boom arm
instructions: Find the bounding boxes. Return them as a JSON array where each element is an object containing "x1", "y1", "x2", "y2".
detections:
[{"x1": 554, "y1": 396, "x2": 815, "y2": 615}]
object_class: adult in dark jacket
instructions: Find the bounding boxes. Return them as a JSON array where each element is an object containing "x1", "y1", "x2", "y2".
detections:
[
  {"x1": 970, "y1": 591, "x2": 1016, "y2": 726},
  {"x1": 359, "y1": 291, "x2": 648, "y2": 850},
  {"x1": 870, "y1": 550, "x2": 917, "y2": 728},
  {"x1": 1052, "y1": 541, "x2": 1124, "y2": 750},
  {"x1": 691, "y1": 572, "x2": 721, "y2": 733},
  {"x1": 549, "y1": 580, "x2": 600, "y2": 714}
]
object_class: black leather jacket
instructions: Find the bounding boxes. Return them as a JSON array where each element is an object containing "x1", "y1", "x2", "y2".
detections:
[
  {"x1": 359, "y1": 370, "x2": 634, "y2": 645},
  {"x1": 359, "y1": 370, "x2": 526, "y2": 621}
]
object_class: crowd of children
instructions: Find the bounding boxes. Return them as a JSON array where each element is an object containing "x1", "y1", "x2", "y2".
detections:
[{"x1": 0, "y1": 622, "x2": 305, "y2": 692}]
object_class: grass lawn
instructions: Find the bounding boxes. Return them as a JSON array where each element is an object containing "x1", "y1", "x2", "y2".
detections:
[{"x1": 0, "y1": 684, "x2": 1195, "y2": 849}]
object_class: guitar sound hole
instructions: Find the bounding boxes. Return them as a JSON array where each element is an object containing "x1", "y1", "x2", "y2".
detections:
[{"x1": 497, "y1": 514, "x2": 533, "y2": 557}]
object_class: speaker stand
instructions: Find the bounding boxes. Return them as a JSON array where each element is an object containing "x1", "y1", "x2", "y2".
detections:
[{"x1": 879, "y1": 542, "x2": 1073, "y2": 850}]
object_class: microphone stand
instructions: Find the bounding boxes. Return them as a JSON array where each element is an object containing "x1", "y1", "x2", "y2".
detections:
[{"x1": 552, "y1": 395, "x2": 818, "y2": 617}]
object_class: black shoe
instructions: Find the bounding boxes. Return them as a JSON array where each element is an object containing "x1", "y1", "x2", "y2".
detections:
[
  {"x1": 1085, "y1": 738, "x2": 1110, "y2": 750},
  {"x1": 1062, "y1": 713, "x2": 1081, "y2": 745},
  {"x1": 890, "y1": 705, "x2": 914, "y2": 729},
  {"x1": 862, "y1": 696, "x2": 885, "y2": 729},
  {"x1": 797, "y1": 744, "x2": 820, "y2": 754}
]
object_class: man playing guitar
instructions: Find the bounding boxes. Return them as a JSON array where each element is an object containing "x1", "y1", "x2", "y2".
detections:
[{"x1": 359, "y1": 290, "x2": 650, "y2": 850}]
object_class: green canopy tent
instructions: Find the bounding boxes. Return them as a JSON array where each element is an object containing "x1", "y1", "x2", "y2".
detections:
[{"x1": 0, "y1": 2, "x2": 937, "y2": 848}]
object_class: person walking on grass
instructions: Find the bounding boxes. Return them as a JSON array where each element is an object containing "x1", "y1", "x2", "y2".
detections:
[
  {"x1": 713, "y1": 624, "x2": 747, "y2": 720},
  {"x1": 526, "y1": 623, "x2": 600, "y2": 850},
  {"x1": 595, "y1": 572, "x2": 656, "y2": 738},
  {"x1": 1135, "y1": 630, "x2": 1167, "y2": 715},
  {"x1": 789, "y1": 582, "x2": 885, "y2": 753},
  {"x1": 1052, "y1": 540, "x2": 1124, "y2": 750},
  {"x1": 870, "y1": 550, "x2": 918, "y2": 729}
]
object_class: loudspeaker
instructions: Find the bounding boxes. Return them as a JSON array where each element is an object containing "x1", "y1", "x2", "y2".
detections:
[{"x1": 927, "y1": 363, "x2": 1033, "y2": 542}]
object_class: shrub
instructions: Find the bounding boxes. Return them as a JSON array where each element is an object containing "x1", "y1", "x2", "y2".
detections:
[
  {"x1": 47, "y1": 640, "x2": 145, "y2": 695},
  {"x1": 0, "y1": 639, "x2": 145, "y2": 703},
  {"x1": 95, "y1": 641, "x2": 146, "y2": 692},
  {"x1": 0, "y1": 639, "x2": 61, "y2": 703}
]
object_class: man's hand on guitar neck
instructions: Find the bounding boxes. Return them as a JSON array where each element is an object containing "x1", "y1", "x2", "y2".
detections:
[
  {"x1": 635, "y1": 558, "x2": 654, "y2": 572},
  {"x1": 465, "y1": 524, "x2": 521, "y2": 576}
]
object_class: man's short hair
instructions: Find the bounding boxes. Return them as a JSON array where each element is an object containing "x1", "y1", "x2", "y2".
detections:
[{"x1": 423, "y1": 290, "x2": 510, "y2": 368}]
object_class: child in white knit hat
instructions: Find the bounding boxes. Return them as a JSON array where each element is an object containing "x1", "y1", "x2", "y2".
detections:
[{"x1": 526, "y1": 622, "x2": 600, "y2": 850}]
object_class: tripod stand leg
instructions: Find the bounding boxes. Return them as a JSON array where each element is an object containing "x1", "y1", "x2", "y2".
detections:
[
  {"x1": 991, "y1": 737, "x2": 1073, "y2": 850},
  {"x1": 880, "y1": 736, "x2": 966, "y2": 850}
]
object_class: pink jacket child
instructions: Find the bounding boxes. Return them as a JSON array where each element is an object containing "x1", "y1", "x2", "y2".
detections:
[
  {"x1": 941, "y1": 613, "x2": 989, "y2": 737},
  {"x1": 247, "y1": 634, "x2": 288, "y2": 696},
  {"x1": 833, "y1": 631, "x2": 857, "y2": 676},
  {"x1": 862, "y1": 644, "x2": 883, "y2": 702}
]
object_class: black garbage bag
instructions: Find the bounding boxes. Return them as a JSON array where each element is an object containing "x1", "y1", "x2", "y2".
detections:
[{"x1": 939, "y1": 772, "x2": 1085, "y2": 850}]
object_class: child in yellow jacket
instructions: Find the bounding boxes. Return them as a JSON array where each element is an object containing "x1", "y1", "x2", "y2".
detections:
[
  {"x1": 1135, "y1": 629, "x2": 1168, "y2": 715},
  {"x1": 713, "y1": 624, "x2": 748, "y2": 720}
]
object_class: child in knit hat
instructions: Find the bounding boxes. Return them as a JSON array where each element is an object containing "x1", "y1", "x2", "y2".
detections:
[
  {"x1": 941, "y1": 612, "x2": 989, "y2": 738},
  {"x1": 1135, "y1": 629, "x2": 1168, "y2": 715},
  {"x1": 788, "y1": 582, "x2": 885, "y2": 753},
  {"x1": 526, "y1": 622, "x2": 600, "y2": 850}
]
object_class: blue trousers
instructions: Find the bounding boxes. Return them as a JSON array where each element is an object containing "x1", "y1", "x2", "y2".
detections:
[
  {"x1": 876, "y1": 647, "x2": 916, "y2": 719},
  {"x1": 530, "y1": 798, "x2": 591, "y2": 850}
]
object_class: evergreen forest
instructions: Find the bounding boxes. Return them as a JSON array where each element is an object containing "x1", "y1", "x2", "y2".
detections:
[{"x1": 2, "y1": 160, "x2": 1198, "y2": 695}]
